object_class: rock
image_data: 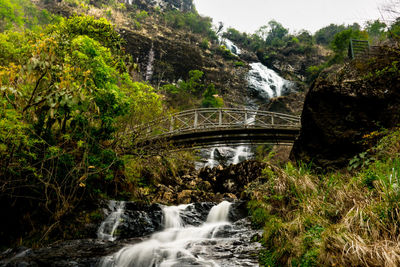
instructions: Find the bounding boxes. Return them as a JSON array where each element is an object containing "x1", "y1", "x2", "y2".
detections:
[
  {"x1": 291, "y1": 51, "x2": 400, "y2": 168},
  {"x1": 180, "y1": 202, "x2": 215, "y2": 226},
  {"x1": 110, "y1": 202, "x2": 163, "y2": 239},
  {"x1": 259, "y1": 44, "x2": 329, "y2": 83},
  {"x1": 0, "y1": 239, "x2": 134, "y2": 267},
  {"x1": 153, "y1": 184, "x2": 176, "y2": 204},
  {"x1": 228, "y1": 201, "x2": 248, "y2": 222},
  {"x1": 177, "y1": 190, "x2": 194, "y2": 204},
  {"x1": 125, "y1": 0, "x2": 194, "y2": 12},
  {"x1": 223, "y1": 193, "x2": 237, "y2": 200},
  {"x1": 261, "y1": 91, "x2": 306, "y2": 116}
]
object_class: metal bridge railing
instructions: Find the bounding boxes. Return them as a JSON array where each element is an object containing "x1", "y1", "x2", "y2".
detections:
[{"x1": 136, "y1": 108, "x2": 301, "y2": 141}]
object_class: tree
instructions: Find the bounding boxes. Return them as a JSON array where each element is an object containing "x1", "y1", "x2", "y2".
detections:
[
  {"x1": 265, "y1": 20, "x2": 289, "y2": 47},
  {"x1": 314, "y1": 23, "x2": 346, "y2": 46},
  {"x1": 201, "y1": 84, "x2": 223, "y2": 108}
]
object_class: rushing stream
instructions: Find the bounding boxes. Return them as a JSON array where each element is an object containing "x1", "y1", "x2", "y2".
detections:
[{"x1": 99, "y1": 201, "x2": 261, "y2": 267}]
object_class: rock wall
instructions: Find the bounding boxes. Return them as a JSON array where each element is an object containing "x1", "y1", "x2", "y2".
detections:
[
  {"x1": 119, "y1": 27, "x2": 251, "y2": 105},
  {"x1": 291, "y1": 50, "x2": 400, "y2": 168},
  {"x1": 124, "y1": 0, "x2": 193, "y2": 12}
]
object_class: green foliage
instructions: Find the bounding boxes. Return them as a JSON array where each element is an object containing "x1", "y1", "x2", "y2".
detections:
[
  {"x1": 201, "y1": 84, "x2": 223, "y2": 108},
  {"x1": 264, "y1": 20, "x2": 289, "y2": 47},
  {"x1": 178, "y1": 69, "x2": 205, "y2": 94},
  {"x1": 135, "y1": 10, "x2": 148, "y2": 22},
  {"x1": 331, "y1": 28, "x2": 368, "y2": 55},
  {"x1": 162, "y1": 10, "x2": 217, "y2": 40},
  {"x1": 200, "y1": 38, "x2": 210, "y2": 49},
  {"x1": 234, "y1": 61, "x2": 245, "y2": 67},
  {"x1": 0, "y1": 15, "x2": 163, "y2": 246},
  {"x1": 217, "y1": 45, "x2": 236, "y2": 60},
  {"x1": 366, "y1": 20, "x2": 387, "y2": 42},
  {"x1": 314, "y1": 23, "x2": 347, "y2": 45},
  {"x1": 161, "y1": 70, "x2": 221, "y2": 110},
  {"x1": 0, "y1": 0, "x2": 56, "y2": 31}
]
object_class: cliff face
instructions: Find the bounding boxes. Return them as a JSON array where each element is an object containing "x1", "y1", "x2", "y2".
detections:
[
  {"x1": 119, "y1": 27, "x2": 251, "y2": 105},
  {"x1": 260, "y1": 44, "x2": 330, "y2": 83},
  {"x1": 124, "y1": 0, "x2": 193, "y2": 12},
  {"x1": 291, "y1": 48, "x2": 400, "y2": 168}
]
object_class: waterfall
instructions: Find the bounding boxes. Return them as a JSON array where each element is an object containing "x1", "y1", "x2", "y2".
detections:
[
  {"x1": 145, "y1": 44, "x2": 155, "y2": 81},
  {"x1": 162, "y1": 204, "x2": 190, "y2": 228},
  {"x1": 206, "y1": 201, "x2": 231, "y2": 223},
  {"x1": 99, "y1": 202, "x2": 240, "y2": 267},
  {"x1": 219, "y1": 37, "x2": 241, "y2": 55},
  {"x1": 197, "y1": 41, "x2": 293, "y2": 169},
  {"x1": 97, "y1": 201, "x2": 126, "y2": 242},
  {"x1": 248, "y1": 62, "x2": 292, "y2": 99}
]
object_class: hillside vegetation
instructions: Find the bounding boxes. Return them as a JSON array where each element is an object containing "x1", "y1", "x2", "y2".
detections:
[{"x1": 248, "y1": 127, "x2": 400, "y2": 266}]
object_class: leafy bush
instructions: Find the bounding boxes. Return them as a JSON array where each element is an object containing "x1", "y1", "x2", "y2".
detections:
[
  {"x1": 162, "y1": 10, "x2": 217, "y2": 40},
  {"x1": 0, "y1": 15, "x2": 163, "y2": 246},
  {"x1": 201, "y1": 84, "x2": 223, "y2": 108}
]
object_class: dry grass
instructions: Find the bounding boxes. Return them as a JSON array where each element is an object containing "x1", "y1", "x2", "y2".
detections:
[{"x1": 247, "y1": 131, "x2": 400, "y2": 266}]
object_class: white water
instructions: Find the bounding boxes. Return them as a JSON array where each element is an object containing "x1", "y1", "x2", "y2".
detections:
[
  {"x1": 220, "y1": 37, "x2": 241, "y2": 55},
  {"x1": 248, "y1": 62, "x2": 291, "y2": 99},
  {"x1": 206, "y1": 201, "x2": 231, "y2": 223},
  {"x1": 100, "y1": 201, "x2": 233, "y2": 267},
  {"x1": 197, "y1": 42, "x2": 293, "y2": 169},
  {"x1": 145, "y1": 44, "x2": 155, "y2": 81},
  {"x1": 162, "y1": 204, "x2": 189, "y2": 228},
  {"x1": 97, "y1": 201, "x2": 126, "y2": 242}
]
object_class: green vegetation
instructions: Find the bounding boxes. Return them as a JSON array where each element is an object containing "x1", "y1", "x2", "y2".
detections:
[
  {"x1": 162, "y1": 70, "x2": 223, "y2": 110},
  {"x1": 247, "y1": 127, "x2": 400, "y2": 266},
  {"x1": 162, "y1": 10, "x2": 217, "y2": 40},
  {"x1": 201, "y1": 84, "x2": 223, "y2": 108},
  {"x1": 0, "y1": 0, "x2": 57, "y2": 30},
  {"x1": 0, "y1": 15, "x2": 166, "y2": 247}
]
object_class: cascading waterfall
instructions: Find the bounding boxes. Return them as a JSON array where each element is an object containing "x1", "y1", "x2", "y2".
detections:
[
  {"x1": 97, "y1": 201, "x2": 126, "y2": 242},
  {"x1": 100, "y1": 201, "x2": 259, "y2": 267},
  {"x1": 197, "y1": 42, "x2": 292, "y2": 169},
  {"x1": 248, "y1": 62, "x2": 292, "y2": 99},
  {"x1": 145, "y1": 43, "x2": 155, "y2": 81},
  {"x1": 219, "y1": 37, "x2": 241, "y2": 55}
]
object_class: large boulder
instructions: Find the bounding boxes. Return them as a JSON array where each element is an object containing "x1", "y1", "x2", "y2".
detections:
[{"x1": 291, "y1": 48, "x2": 400, "y2": 168}]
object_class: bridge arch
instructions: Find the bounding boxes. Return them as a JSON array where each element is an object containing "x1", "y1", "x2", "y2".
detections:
[{"x1": 135, "y1": 108, "x2": 301, "y2": 148}]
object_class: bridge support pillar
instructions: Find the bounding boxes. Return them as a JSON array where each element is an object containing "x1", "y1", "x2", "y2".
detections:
[
  {"x1": 170, "y1": 116, "x2": 174, "y2": 132},
  {"x1": 194, "y1": 110, "x2": 198, "y2": 129}
]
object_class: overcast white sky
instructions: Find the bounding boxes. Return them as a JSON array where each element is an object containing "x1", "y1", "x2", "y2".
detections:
[{"x1": 193, "y1": 0, "x2": 391, "y2": 34}]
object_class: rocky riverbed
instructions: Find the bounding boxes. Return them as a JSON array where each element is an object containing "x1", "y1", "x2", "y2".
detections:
[{"x1": 0, "y1": 201, "x2": 261, "y2": 267}]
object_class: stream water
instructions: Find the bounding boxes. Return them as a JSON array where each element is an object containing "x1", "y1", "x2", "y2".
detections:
[{"x1": 99, "y1": 201, "x2": 261, "y2": 267}]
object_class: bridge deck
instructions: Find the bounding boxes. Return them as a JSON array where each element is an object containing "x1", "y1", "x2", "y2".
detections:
[{"x1": 135, "y1": 108, "x2": 301, "y2": 149}]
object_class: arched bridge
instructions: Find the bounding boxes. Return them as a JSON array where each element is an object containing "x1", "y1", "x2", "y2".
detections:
[{"x1": 136, "y1": 108, "x2": 301, "y2": 148}]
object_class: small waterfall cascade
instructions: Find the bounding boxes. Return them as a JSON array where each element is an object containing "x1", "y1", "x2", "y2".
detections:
[
  {"x1": 100, "y1": 201, "x2": 260, "y2": 267},
  {"x1": 206, "y1": 201, "x2": 231, "y2": 223},
  {"x1": 162, "y1": 204, "x2": 190, "y2": 228},
  {"x1": 248, "y1": 62, "x2": 292, "y2": 99},
  {"x1": 97, "y1": 201, "x2": 126, "y2": 242},
  {"x1": 145, "y1": 43, "x2": 155, "y2": 81},
  {"x1": 220, "y1": 37, "x2": 241, "y2": 55}
]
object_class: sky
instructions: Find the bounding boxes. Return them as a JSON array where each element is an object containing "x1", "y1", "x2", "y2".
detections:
[{"x1": 193, "y1": 0, "x2": 392, "y2": 34}]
